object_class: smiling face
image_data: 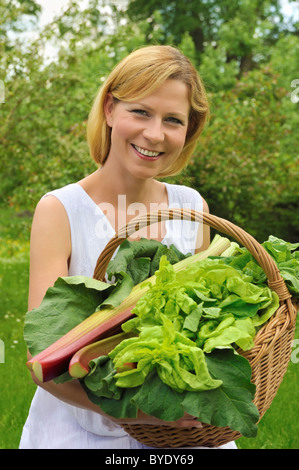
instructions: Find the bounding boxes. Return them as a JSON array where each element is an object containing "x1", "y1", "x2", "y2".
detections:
[{"x1": 103, "y1": 79, "x2": 190, "y2": 180}]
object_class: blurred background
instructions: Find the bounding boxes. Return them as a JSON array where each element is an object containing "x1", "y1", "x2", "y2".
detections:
[
  {"x1": 1, "y1": 0, "x2": 299, "y2": 243},
  {"x1": 0, "y1": 0, "x2": 298, "y2": 449}
]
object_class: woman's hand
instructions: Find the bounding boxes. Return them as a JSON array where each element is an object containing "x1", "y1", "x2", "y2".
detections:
[{"x1": 109, "y1": 410, "x2": 203, "y2": 428}]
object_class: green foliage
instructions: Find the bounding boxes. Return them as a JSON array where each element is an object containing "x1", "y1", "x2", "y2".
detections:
[
  {"x1": 0, "y1": 0, "x2": 298, "y2": 241},
  {"x1": 126, "y1": 0, "x2": 284, "y2": 74},
  {"x1": 183, "y1": 65, "x2": 299, "y2": 242}
]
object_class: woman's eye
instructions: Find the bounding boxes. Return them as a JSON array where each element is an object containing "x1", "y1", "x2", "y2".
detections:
[
  {"x1": 129, "y1": 109, "x2": 184, "y2": 125},
  {"x1": 166, "y1": 117, "x2": 184, "y2": 125},
  {"x1": 131, "y1": 109, "x2": 149, "y2": 117}
]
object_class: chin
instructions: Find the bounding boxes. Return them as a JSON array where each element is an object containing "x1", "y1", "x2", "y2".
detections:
[{"x1": 127, "y1": 163, "x2": 161, "y2": 180}]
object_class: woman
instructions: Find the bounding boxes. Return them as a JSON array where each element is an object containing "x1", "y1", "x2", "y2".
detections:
[{"x1": 20, "y1": 45, "x2": 236, "y2": 449}]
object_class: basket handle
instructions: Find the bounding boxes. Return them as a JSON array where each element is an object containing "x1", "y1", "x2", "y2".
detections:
[{"x1": 93, "y1": 208, "x2": 292, "y2": 304}]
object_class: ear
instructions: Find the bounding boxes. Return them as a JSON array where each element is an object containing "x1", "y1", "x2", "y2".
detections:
[{"x1": 104, "y1": 93, "x2": 115, "y2": 128}]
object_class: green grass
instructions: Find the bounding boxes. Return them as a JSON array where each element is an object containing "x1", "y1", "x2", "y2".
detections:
[
  {"x1": 237, "y1": 316, "x2": 299, "y2": 449},
  {"x1": 0, "y1": 257, "x2": 37, "y2": 449},
  {"x1": 0, "y1": 208, "x2": 36, "y2": 449},
  {"x1": 0, "y1": 207, "x2": 298, "y2": 449}
]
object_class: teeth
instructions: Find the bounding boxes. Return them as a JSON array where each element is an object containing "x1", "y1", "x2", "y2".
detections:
[{"x1": 134, "y1": 145, "x2": 161, "y2": 157}]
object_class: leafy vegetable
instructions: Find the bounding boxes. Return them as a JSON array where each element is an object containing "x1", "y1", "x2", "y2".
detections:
[
  {"x1": 81, "y1": 250, "x2": 282, "y2": 437},
  {"x1": 82, "y1": 349, "x2": 259, "y2": 438},
  {"x1": 24, "y1": 233, "x2": 298, "y2": 439},
  {"x1": 220, "y1": 235, "x2": 299, "y2": 299},
  {"x1": 110, "y1": 317, "x2": 222, "y2": 392},
  {"x1": 25, "y1": 236, "x2": 230, "y2": 382},
  {"x1": 182, "y1": 350, "x2": 259, "y2": 437},
  {"x1": 107, "y1": 238, "x2": 189, "y2": 285},
  {"x1": 121, "y1": 256, "x2": 279, "y2": 354}
]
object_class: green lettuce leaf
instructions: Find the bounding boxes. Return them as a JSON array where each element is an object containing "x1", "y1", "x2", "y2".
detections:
[
  {"x1": 197, "y1": 315, "x2": 256, "y2": 353},
  {"x1": 124, "y1": 256, "x2": 278, "y2": 355},
  {"x1": 263, "y1": 236, "x2": 299, "y2": 263},
  {"x1": 110, "y1": 318, "x2": 222, "y2": 392},
  {"x1": 221, "y1": 235, "x2": 299, "y2": 299}
]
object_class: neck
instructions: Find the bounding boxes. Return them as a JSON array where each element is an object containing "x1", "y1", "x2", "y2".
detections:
[
  {"x1": 79, "y1": 160, "x2": 168, "y2": 235},
  {"x1": 97, "y1": 162, "x2": 156, "y2": 208}
]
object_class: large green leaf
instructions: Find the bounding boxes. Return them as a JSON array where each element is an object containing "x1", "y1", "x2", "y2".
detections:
[
  {"x1": 182, "y1": 350, "x2": 259, "y2": 437},
  {"x1": 132, "y1": 370, "x2": 185, "y2": 421},
  {"x1": 107, "y1": 238, "x2": 189, "y2": 285},
  {"x1": 24, "y1": 276, "x2": 123, "y2": 357}
]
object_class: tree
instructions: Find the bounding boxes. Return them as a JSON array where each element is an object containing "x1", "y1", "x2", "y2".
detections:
[
  {"x1": 0, "y1": 0, "x2": 158, "y2": 208},
  {"x1": 125, "y1": 0, "x2": 285, "y2": 77},
  {"x1": 180, "y1": 66, "x2": 299, "y2": 242}
]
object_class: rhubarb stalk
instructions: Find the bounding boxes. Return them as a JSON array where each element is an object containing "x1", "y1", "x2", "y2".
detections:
[
  {"x1": 27, "y1": 235, "x2": 230, "y2": 382},
  {"x1": 69, "y1": 332, "x2": 136, "y2": 378}
]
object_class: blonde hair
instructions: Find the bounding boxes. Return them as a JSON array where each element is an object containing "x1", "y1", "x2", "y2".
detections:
[{"x1": 87, "y1": 45, "x2": 209, "y2": 177}]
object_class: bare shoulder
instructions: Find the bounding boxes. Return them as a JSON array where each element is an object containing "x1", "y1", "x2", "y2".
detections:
[
  {"x1": 28, "y1": 195, "x2": 71, "y2": 310},
  {"x1": 33, "y1": 194, "x2": 68, "y2": 221},
  {"x1": 30, "y1": 195, "x2": 71, "y2": 262},
  {"x1": 31, "y1": 195, "x2": 70, "y2": 237}
]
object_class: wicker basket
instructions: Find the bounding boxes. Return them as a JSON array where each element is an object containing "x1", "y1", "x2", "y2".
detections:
[{"x1": 92, "y1": 209, "x2": 298, "y2": 448}]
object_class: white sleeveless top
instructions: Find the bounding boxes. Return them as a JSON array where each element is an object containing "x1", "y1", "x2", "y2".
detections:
[
  {"x1": 19, "y1": 182, "x2": 237, "y2": 449},
  {"x1": 46, "y1": 182, "x2": 203, "y2": 278}
]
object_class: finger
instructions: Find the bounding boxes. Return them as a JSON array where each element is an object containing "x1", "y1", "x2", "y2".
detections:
[
  {"x1": 162, "y1": 417, "x2": 203, "y2": 428},
  {"x1": 176, "y1": 419, "x2": 203, "y2": 428}
]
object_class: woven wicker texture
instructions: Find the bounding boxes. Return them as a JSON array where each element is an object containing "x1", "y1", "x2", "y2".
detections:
[{"x1": 93, "y1": 209, "x2": 297, "y2": 448}]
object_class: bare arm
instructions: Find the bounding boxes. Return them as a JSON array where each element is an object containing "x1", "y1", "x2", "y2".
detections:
[
  {"x1": 27, "y1": 195, "x2": 201, "y2": 428},
  {"x1": 27, "y1": 196, "x2": 110, "y2": 413},
  {"x1": 28, "y1": 195, "x2": 71, "y2": 311}
]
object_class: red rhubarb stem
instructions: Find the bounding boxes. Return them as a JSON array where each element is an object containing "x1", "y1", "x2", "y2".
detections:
[{"x1": 27, "y1": 307, "x2": 134, "y2": 382}]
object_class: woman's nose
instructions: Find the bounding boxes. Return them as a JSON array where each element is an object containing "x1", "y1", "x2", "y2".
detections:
[{"x1": 142, "y1": 119, "x2": 165, "y2": 144}]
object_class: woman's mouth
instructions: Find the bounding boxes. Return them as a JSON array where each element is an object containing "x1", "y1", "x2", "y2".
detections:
[{"x1": 132, "y1": 144, "x2": 164, "y2": 161}]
